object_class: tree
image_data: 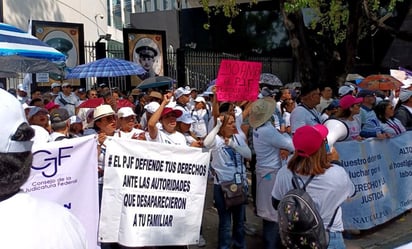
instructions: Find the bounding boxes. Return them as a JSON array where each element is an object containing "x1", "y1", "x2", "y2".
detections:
[{"x1": 200, "y1": 0, "x2": 411, "y2": 88}]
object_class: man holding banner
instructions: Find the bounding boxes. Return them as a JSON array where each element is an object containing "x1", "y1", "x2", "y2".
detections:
[{"x1": 0, "y1": 89, "x2": 87, "y2": 248}]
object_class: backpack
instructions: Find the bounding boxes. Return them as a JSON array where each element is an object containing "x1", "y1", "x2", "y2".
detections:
[{"x1": 278, "y1": 173, "x2": 337, "y2": 249}]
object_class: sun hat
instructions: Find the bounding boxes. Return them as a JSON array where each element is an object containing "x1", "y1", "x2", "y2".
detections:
[
  {"x1": 339, "y1": 95, "x2": 363, "y2": 110},
  {"x1": 131, "y1": 88, "x2": 141, "y2": 96},
  {"x1": 28, "y1": 107, "x2": 48, "y2": 119},
  {"x1": 338, "y1": 85, "x2": 354, "y2": 97},
  {"x1": 293, "y1": 124, "x2": 329, "y2": 157},
  {"x1": 144, "y1": 102, "x2": 160, "y2": 114},
  {"x1": 61, "y1": 82, "x2": 71, "y2": 88},
  {"x1": 249, "y1": 98, "x2": 277, "y2": 128},
  {"x1": 161, "y1": 107, "x2": 183, "y2": 118},
  {"x1": 93, "y1": 105, "x2": 115, "y2": 121},
  {"x1": 177, "y1": 113, "x2": 194, "y2": 124},
  {"x1": 174, "y1": 87, "x2": 191, "y2": 99},
  {"x1": 0, "y1": 89, "x2": 33, "y2": 153},
  {"x1": 117, "y1": 107, "x2": 136, "y2": 118},
  {"x1": 149, "y1": 91, "x2": 163, "y2": 100},
  {"x1": 50, "y1": 108, "x2": 70, "y2": 124},
  {"x1": 399, "y1": 89, "x2": 412, "y2": 102},
  {"x1": 194, "y1": 96, "x2": 206, "y2": 104}
]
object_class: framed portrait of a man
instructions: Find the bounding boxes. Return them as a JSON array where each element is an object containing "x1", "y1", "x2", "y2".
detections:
[
  {"x1": 123, "y1": 28, "x2": 167, "y2": 88},
  {"x1": 32, "y1": 21, "x2": 84, "y2": 88}
]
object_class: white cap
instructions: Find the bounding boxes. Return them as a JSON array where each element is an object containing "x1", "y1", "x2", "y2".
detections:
[
  {"x1": 174, "y1": 87, "x2": 191, "y2": 99},
  {"x1": 117, "y1": 107, "x2": 136, "y2": 118},
  {"x1": 51, "y1": 82, "x2": 61, "y2": 89},
  {"x1": 144, "y1": 102, "x2": 160, "y2": 114},
  {"x1": 69, "y1": 116, "x2": 82, "y2": 124},
  {"x1": 194, "y1": 96, "x2": 206, "y2": 104},
  {"x1": 17, "y1": 83, "x2": 27, "y2": 92},
  {"x1": 0, "y1": 89, "x2": 33, "y2": 153},
  {"x1": 338, "y1": 85, "x2": 354, "y2": 97},
  {"x1": 177, "y1": 113, "x2": 194, "y2": 124}
]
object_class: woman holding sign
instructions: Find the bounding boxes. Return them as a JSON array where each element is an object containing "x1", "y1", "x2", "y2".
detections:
[{"x1": 203, "y1": 112, "x2": 251, "y2": 249}]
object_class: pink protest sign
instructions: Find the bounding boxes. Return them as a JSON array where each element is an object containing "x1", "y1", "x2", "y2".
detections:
[{"x1": 216, "y1": 59, "x2": 262, "y2": 102}]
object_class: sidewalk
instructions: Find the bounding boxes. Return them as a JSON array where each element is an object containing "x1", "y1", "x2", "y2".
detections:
[{"x1": 192, "y1": 181, "x2": 412, "y2": 249}]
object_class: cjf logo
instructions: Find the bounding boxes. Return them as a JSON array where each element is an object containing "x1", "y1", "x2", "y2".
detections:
[{"x1": 32, "y1": 146, "x2": 74, "y2": 177}]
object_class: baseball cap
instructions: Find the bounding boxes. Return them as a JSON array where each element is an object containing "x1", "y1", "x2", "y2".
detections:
[
  {"x1": 44, "y1": 101, "x2": 60, "y2": 111},
  {"x1": 51, "y1": 82, "x2": 61, "y2": 89},
  {"x1": 28, "y1": 107, "x2": 48, "y2": 120},
  {"x1": 61, "y1": 82, "x2": 71, "y2": 88},
  {"x1": 69, "y1": 116, "x2": 82, "y2": 124},
  {"x1": 17, "y1": 83, "x2": 27, "y2": 92},
  {"x1": 0, "y1": 89, "x2": 34, "y2": 153},
  {"x1": 174, "y1": 87, "x2": 191, "y2": 99},
  {"x1": 93, "y1": 105, "x2": 115, "y2": 121},
  {"x1": 144, "y1": 102, "x2": 160, "y2": 114},
  {"x1": 50, "y1": 108, "x2": 70, "y2": 124},
  {"x1": 177, "y1": 113, "x2": 194, "y2": 124},
  {"x1": 357, "y1": 89, "x2": 375, "y2": 98},
  {"x1": 118, "y1": 107, "x2": 136, "y2": 118},
  {"x1": 161, "y1": 107, "x2": 183, "y2": 118},
  {"x1": 338, "y1": 85, "x2": 354, "y2": 97},
  {"x1": 293, "y1": 124, "x2": 329, "y2": 157},
  {"x1": 339, "y1": 95, "x2": 363, "y2": 110},
  {"x1": 194, "y1": 96, "x2": 206, "y2": 104},
  {"x1": 78, "y1": 88, "x2": 86, "y2": 94},
  {"x1": 399, "y1": 89, "x2": 412, "y2": 102}
]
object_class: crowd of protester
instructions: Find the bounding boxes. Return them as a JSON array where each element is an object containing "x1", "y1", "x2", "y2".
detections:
[{"x1": 3, "y1": 75, "x2": 412, "y2": 249}]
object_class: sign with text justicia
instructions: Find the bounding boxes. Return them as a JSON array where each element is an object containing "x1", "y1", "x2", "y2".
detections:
[
  {"x1": 335, "y1": 131, "x2": 412, "y2": 230},
  {"x1": 99, "y1": 138, "x2": 210, "y2": 247}
]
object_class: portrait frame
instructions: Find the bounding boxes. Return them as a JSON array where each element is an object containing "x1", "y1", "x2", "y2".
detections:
[
  {"x1": 31, "y1": 20, "x2": 85, "y2": 89},
  {"x1": 123, "y1": 28, "x2": 167, "y2": 88}
]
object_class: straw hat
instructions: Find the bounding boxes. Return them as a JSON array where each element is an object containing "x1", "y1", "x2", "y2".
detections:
[{"x1": 93, "y1": 105, "x2": 115, "y2": 121}]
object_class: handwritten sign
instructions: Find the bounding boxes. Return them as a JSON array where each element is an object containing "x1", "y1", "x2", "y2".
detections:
[
  {"x1": 216, "y1": 59, "x2": 262, "y2": 101},
  {"x1": 99, "y1": 138, "x2": 210, "y2": 247}
]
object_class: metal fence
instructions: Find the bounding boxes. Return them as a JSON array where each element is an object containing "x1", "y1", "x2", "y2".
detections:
[{"x1": 84, "y1": 42, "x2": 294, "y2": 93}]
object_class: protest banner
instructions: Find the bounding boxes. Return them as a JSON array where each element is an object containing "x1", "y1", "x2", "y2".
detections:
[
  {"x1": 22, "y1": 135, "x2": 99, "y2": 249},
  {"x1": 216, "y1": 59, "x2": 262, "y2": 102},
  {"x1": 99, "y1": 137, "x2": 211, "y2": 247},
  {"x1": 335, "y1": 131, "x2": 412, "y2": 230}
]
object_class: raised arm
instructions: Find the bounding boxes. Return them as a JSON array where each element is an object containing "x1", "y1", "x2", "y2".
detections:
[{"x1": 148, "y1": 93, "x2": 171, "y2": 139}]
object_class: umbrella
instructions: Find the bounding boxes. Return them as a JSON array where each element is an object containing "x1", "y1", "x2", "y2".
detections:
[
  {"x1": 66, "y1": 58, "x2": 146, "y2": 79},
  {"x1": 0, "y1": 22, "x2": 65, "y2": 73},
  {"x1": 136, "y1": 76, "x2": 175, "y2": 90},
  {"x1": 358, "y1": 74, "x2": 403, "y2": 91},
  {"x1": 259, "y1": 73, "x2": 283, "y2": 87},
  {"x1": 78, "y1": 98, "x2": 135, "y2": 109}
]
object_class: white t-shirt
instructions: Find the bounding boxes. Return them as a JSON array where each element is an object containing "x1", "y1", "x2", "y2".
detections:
[
  {"x1": 341, "y1": 117, "x2": 362, "y2": 140},
  {"x1": 191, "y1": 109, "x2": 210, "y2": 138},
  {"x1": 272, "y1": 165, "x2": 355, "y2": 232},
  {"x1": 114, "y1": 127, "x2": 145, "y2": 140},
  {"x1": 290, "y1": 105, "x2": 325, "y2": 134},
  {"x1": 208, "y1": 134, "x2": 248, "y2": 184},
  {"x1": 253, "y1": 121, "x2": 294, "y2": 169},
  {"x1": 146, "y1": 128, "x2": 187, "y2": 146},
  {"x1": 0, "y1": 192, "x2": 87, "y2": 248}
]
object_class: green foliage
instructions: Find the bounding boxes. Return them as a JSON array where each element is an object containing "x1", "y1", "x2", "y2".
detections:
[{"x1": 200, "y1": 0, "x2": 257, "y2": 33}]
